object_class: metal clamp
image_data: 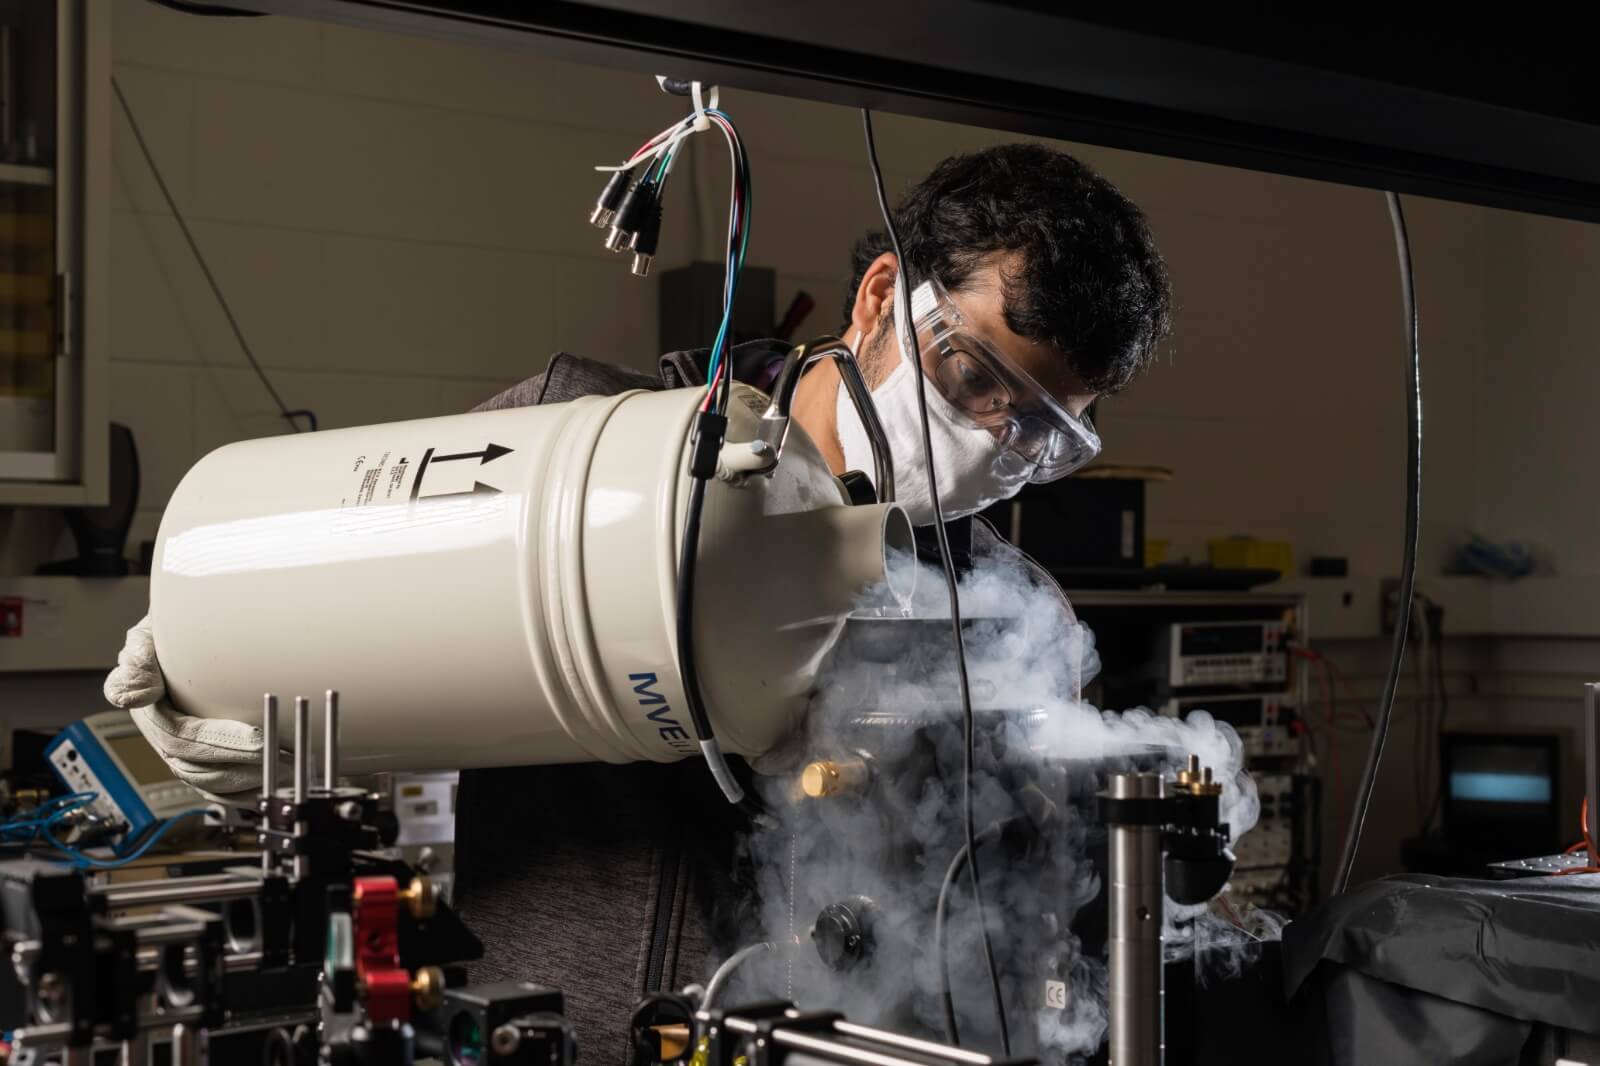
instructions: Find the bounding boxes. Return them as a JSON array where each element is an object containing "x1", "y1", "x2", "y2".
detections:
[{"x1": 746, "y1": 336, "x2": 895, "y2": 504}]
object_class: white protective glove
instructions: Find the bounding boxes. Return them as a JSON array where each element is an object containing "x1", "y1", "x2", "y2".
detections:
[{"x1": 104, "y1": 614, "x2": 279, "y2": 801}]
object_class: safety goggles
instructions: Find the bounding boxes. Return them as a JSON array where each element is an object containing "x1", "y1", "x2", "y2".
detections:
[{"x1": 906, "y1": 277, "x2": 1102, "y2": 482}]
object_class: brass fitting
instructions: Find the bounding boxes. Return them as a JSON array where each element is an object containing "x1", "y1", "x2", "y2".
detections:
[
  {"x1": 399, "y1": 876, "x2": 439, "y2": 921},
  {"x1": 411, "y1": 965, "x2": 445, "y2": 1011},
  {"x1": 799, "y1": 758, "x2": 868, "y2": 799},
  {"x1": 1174, "y1": 754, "x2": 1223, "y2": 796},
  {"x1": 653, "y1": 1023, "x2": 692, "y2": 1061}
]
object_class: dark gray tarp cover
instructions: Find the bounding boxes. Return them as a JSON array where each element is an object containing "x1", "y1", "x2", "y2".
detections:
[{"x1": 1281, "y1": 873, "x2": 1600, "y2": 1064}]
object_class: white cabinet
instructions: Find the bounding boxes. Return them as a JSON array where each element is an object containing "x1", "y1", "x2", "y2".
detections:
[{"x1": 0, "y1": 0, "x2": 108, "y2": 505}]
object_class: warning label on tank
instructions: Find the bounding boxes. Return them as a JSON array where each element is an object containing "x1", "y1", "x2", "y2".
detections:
[
  {"x1": 337, "y1": 441, "x2": 514, "y2": 511},
  {"x1": 343, "y1": 451, "x2": 411, "y2": 508}
]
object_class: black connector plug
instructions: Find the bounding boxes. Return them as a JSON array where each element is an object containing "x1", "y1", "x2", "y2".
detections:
[
  {"x1": 688, "y1": 412, "x2": 728, "y2": 480},
  {"x1": 589, "y1": 168, "x2": 633, "y2": 229},
  {"x1": 605, "y1": 178, "x2": 656, "y2": 252},
  {"x1": 629, "y1": 200, "x2": 663, "y2": 277}
]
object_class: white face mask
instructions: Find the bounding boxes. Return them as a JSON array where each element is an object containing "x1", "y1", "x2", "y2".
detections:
[{"x1": 835, "y1": 322, "x2": 1028, "y2": 526}]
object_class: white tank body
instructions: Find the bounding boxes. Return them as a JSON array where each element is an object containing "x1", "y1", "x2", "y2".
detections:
[{"x1": 150, "y1": 384, "x2": 910, "y2": 773}]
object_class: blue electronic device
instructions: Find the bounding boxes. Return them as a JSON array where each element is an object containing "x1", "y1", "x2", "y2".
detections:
[{"x1": 44, "y1": 711, "x2": 202, "y2": 856}]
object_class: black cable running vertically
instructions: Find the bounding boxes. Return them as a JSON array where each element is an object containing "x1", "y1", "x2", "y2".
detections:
[
  {"x1": 860, "y1": 109, "x2": 1010, "y2": 1056},
  {"x1": 1332, "y1": 192, "x2": 1422, "y2": 895},
  {"x1": 112, "y1": 76, "x2": 313, "y2": 433}
]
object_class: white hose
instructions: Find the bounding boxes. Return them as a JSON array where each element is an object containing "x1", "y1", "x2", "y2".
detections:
[{"x1": 703, "y1": 939, "x2": 789, "y2": 1010}]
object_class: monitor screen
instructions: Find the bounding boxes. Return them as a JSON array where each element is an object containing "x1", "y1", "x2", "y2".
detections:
[
  {"x1": 1450, "y1": 770, "x2": 1552, "y2": 804},
  {"x1": 107, "y1": 731, "x2": 176, "y2": 787},
  {"x1": 1443, "y1": 734, "x2": 1560, "y2": 859}
]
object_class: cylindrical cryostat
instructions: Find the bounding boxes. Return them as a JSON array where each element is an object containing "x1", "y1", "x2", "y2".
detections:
[{"x1": 151, "y1": 384, "x2": 912, "y2": 773}]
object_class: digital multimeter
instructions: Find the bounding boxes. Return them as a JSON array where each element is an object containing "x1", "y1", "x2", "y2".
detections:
[{"x1": 45, "y1": 712, "x2": 203, "y2": 856}]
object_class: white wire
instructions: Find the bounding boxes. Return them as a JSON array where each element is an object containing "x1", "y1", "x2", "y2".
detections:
[
  {"x1": 588, "y1": 104, "x2": 745, "y2": 410},
  {"x1": 703, "y1": 940, "x2": 777, "y2": 1009},
  {"x1": 593, "y1": 116, "x2": 699, "y2": 173},
  {"x1": 702, "y1": 114, "x2": 745, "y2": 407}
]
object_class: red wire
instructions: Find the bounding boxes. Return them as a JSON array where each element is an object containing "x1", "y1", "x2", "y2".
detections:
[
  {"x1": 1216, "y1": 894, "x2": 1248, "y2": 930},
  {"x1": 1550, "y1": 798, "x2": 1598, "y2": 874},
  {"x1": 1290, "y1": 648, "x2": 1377, "y2": 729},
  {"x1": 1320, "y1": 653, "x2": 1377, "y2": 728},
  {"x1": 700, "y1": 361, "x2": 724, "y2": 412},
  {"x1": 1302, "y1": 650, "x2": 1346, "y2": 854}
]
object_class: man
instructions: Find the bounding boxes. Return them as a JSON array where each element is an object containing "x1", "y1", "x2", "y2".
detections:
[{"x1": 106, "y1": 143, "x2": 1170, "y2": 1062}]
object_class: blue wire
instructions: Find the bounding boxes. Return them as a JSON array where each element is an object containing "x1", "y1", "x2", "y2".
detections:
[
  {"x1": 10, "y1": 791, "x2": 96, "y2": 820},
  {"x1": 1, "y1": 792, "x2": 97, "y2": 843},
  {"x1": 702, "y1": 110, "x2": 749, "y2": 404},
  {"x1": 44, "y1": 807, "x2": 209, "y2": 869}
]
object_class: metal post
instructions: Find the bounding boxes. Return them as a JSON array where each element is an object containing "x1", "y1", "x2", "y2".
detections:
[
  {"x1": 261, "y1": 694, "x2": 278, "y2": 874},
  {"x1": 170, "y1": 1022, "x2": 206, "y2": 1066},
  {"x1": 119, "y1": 1032, "x2": 147, "y2": 1066},
  {"x1": 293, "y1": 697, "x2": 310, "y2": 804},
  {"x1": 292, "y1": 696, "x2": 310, "y2": 880},
  {"x1": 1108, "y1": 771, "x2": 1164, "y2": 1066},
  {"x1": 261, "y1": 695, "x2": 279, "y2": 798},
  {"x1": 98, "y1": 880, "x2": 261, "y2": 909},
  {"x1": 323, "y1": 689, "x2": 340, "y2": 791},
  {"x1": 1587, "y1": 684, "x2": 1599, "y2": 866}
]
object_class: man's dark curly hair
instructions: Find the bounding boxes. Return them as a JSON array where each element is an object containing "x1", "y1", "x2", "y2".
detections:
[{"x1": 845, "y1": 143, "x2": 1171, "y2": 394}]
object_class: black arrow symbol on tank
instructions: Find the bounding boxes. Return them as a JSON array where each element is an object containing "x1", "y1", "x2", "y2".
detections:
[
  {"x1": 431, "y1": 443, "x2": 512, "y2": 465},
  {"x1": 425, "y1": 481, "x2": 503, "y2": 499},
  {"x1": 409, "y1": 444, "x2": 512, "y2": 501}
]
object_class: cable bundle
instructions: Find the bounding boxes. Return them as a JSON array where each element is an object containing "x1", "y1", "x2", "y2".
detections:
[
  {"x1": 589, "y1": 83, "x2": 754, "y2": 807},
  {"x1": 589, "y1": 94, "x2": 752, "y2": 424},
  {"x1": 0, "y1": 791, "x2": 96, "y2": 846},
  {"x1": 1, "y1": 789, "x2": 207, "y2": 869}
]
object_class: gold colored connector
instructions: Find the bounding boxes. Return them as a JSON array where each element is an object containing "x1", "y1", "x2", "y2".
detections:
[
  {"x1": 411, "y1": 965, "x2": 445, "y2": 1011},
  {"x1": 1174, "y1": 754, "x2": 1223, "y2": 796},
  {"x1": 399, "y1": 876, "x2": 439, "y2": 921},
  {"x1": 653, "y1": 1023, "x2": 692, "y2": 1061},
  {"x1": 800, "y1": 758, "x2": 867, "y2": 799}
]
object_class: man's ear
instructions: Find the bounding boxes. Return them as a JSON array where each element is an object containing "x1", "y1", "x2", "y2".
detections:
[{"x1": 849, "y1": 252, "x2": 899, "y2": 342}]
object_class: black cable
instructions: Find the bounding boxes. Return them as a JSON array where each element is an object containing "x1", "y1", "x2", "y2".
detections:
[
  {"x1": 675, "y1": 475, "x2": 718, "y2": 745},
  {"x1": 1420, "y1": 618, "x2": 1448, "y2": 835},
  {"x1": 1331, "y1": 191, "x2": 1422, "y2": 895},
  {"x1": 111, "y1": 76, "x2": 311, "y2": 434},
  {"x1": 934, "y1": 818, "x2": 1015, "y2": 1048},
  {"x1": 1435, "y1": 629, "x2": 1449, "y2": 732},
  {"x1": 673, "y1": 419, "x2": 754, "y2": 811},
  {"x1": 936, "y1": 842, "x2": 970, "y2": 1045},
  {"x1": 860, "y1": 108, "x2": 1009, "y2": 1057},
  {"x1": 1412, "y1": 603, "x2": 1427, "y2": 830},
  {"x1": 719, "y1": 127, "x2": 748, "y2": 416}
]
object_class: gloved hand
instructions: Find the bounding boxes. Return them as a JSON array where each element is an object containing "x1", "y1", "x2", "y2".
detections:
[{"x1": 104, "y1": 615, "x2": 274, "y2": 800}]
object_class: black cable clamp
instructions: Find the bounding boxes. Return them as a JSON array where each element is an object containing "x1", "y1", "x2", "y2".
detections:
[{"x1": 689, "y1": 413, "x2": 729, "y2": 480}]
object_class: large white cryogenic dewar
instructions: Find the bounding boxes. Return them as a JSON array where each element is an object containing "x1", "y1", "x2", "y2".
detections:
[{"x1": 150, "y1": 380, "x2": 911, "y2": 773}]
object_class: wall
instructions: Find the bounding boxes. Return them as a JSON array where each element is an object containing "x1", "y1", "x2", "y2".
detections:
[
  {"x1": 1479, "y1": 208, "x2": 1600, "y2": 575},
  {"x1": 2, "y1": 2, "x2": 1593, "y2": 892},
  {"x1": 1310, "y1": 635, "x2": 1594, "y2": 892},
  {"x1": 0, "y1": 0, "x2": 1496, "y2": 581}
]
